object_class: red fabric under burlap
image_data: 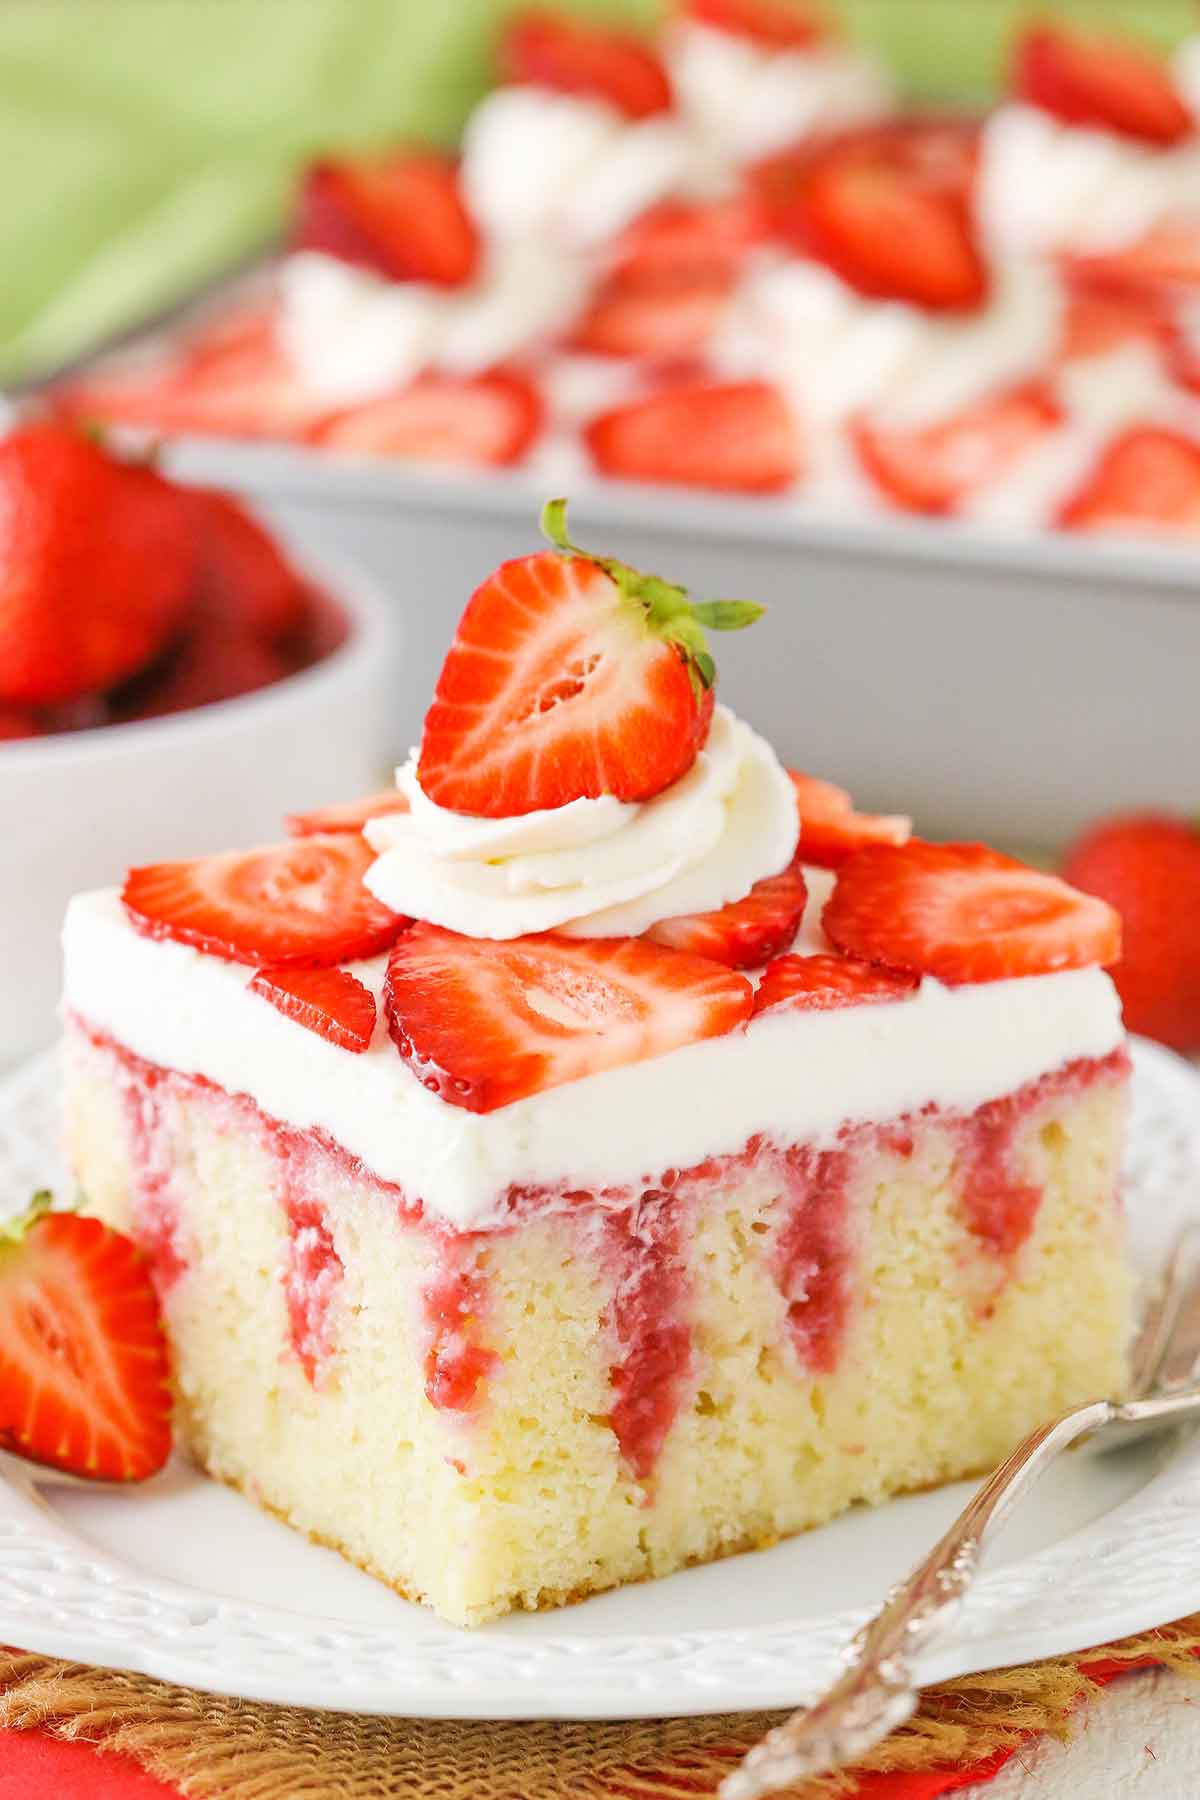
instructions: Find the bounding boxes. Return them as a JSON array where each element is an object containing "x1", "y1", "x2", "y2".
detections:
[{"x1": 2, "y1": 1621, "x2": 1200, "y2": 1799}]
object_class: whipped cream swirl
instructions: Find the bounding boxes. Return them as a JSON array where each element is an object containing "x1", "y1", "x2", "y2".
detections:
[{"x1": 363, "y1": 705, "x2": 799, "y2": 940}]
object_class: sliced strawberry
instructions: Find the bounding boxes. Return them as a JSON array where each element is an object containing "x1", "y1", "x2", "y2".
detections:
[
  {"x1": 188, "y1": 490, "x2": 309, "y2": 644},
  {"x1": 1058, "y1": 283, "x2": 1168, "y2": 361},
  {"x1": 853, "y1": 381, "x2": 1063, "y2": 516},
  {"x1": 681, "y1": 0, "x2": 826, "y2": 51},
  {"x1": 316, "y1": 371, "x2": 542, "y2": 465},
  {"x1": 286, "y1": 790, "x2": 411, "y2": 837},
  {"x1": 123, "y1": 834, "x2": 409, "y2": 967},
  {"x1": 570, "y1": 266, "x2": 736, "y2": 359},
  {"x1": 1057, "y1": 427, "x2": 1200, "y2": 533},
  {"x1": 612, "y1": 194, "x2": 768, "y2": 284},
  {"x1": 0, "y1": 422, "x2": 198, "y2": 708},
  {"x1": 753, "y1": 951, "x2": 918, "y2": 1016},
  {"x1": 384, "y1": 925, "x2": 751, "y2": 1111},
  {"x1": 1070, "y1": 221, "x2": 1200, "y2": 304},
  {"x1": 502, "y1": 10, "x2": 672, "y2": 119},
  {"x1": 294, "y1": 151, "x2": 480, "y2": 288},
  {"x1": 753, "y1": 119, "x2": 986, "y2": 311},
  {"x1": 59, "y1": 309, "x2": 334, "y2": 444},
  {"x1": 0, "y1": 1193, "x2": 171, "y2": 1482},
  {"x1": 417, "y1": 498, "x2": 762, "y2": 816},
  {"x1": 788, "y1": 770, "x2": 911, "y2": 868},
  {"x1": 585, "y1": 380, "x2": 800, "y2": 493},
  {"x1": 249, "y1": 965, "x2": 377, "y2": 1052},
  {"x1": 1015, "y1": 24, "x2": 1193, "y2": 148},
  {"x1": 0, "y1": 705, "x2": 40, "y2": 741},
  {"x1": 648, "y1": 866, "x2": 807, "y2": 967},
  {"x1": 823, "y1": 840, "x2": 1122, "y2": 985}
]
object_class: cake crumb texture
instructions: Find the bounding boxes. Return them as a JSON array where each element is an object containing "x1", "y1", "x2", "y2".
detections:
[{"x1": 63, "y1": 1022, "x2": 1131, "y2": 1628}]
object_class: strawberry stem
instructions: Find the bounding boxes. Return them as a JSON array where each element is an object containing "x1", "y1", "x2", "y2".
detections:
[
  {"x1": 0, "y1": 1189, "x2": 54, "y2": 1249},
  {"x1": 539, "y1": 498, "x2": 765, "y2": 698}
]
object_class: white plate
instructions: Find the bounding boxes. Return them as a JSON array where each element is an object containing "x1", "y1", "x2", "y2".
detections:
[{"x1": 1, "y1": 1041, "x2": 1198, "y2": 1720}]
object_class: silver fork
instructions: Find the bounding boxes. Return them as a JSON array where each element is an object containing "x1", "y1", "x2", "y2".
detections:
[{"x1": 721, "y1": 1222, "x2": 1200, "y2": 1800}]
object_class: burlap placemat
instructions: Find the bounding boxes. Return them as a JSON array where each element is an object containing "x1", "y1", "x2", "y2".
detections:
[{"x1": 3, "y1": 1620, "x2": 1200, "y2": 1800}]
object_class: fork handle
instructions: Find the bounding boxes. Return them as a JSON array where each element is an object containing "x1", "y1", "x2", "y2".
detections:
[{"x1": 721, "y1": 1398, "x2": 1117, "y2": 1800}]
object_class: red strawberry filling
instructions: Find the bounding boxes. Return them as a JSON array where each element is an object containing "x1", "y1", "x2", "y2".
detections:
[
  {"x1": 282, "y1": 1182, "x2": 344, "y2": 1387},
  {"x1": 422, "y1": 1246, "x2": 499, "y2": 1413},
  {"x1": 86, "y1": 1022, "x2": 1127, "y2": 1479}
]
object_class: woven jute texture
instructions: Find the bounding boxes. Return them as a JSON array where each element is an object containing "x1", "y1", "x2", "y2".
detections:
[{"x1": 3, "y1": 1621, "x2": 1200, "y2": 1800}]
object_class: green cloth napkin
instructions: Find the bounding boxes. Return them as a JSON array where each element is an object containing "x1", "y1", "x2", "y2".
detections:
[{"x1": 0, "y1": 0, "x2": 1193, "y2": 384}]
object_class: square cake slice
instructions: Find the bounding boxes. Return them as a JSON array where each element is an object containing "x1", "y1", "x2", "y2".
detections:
[{"x1": 60, "y1": 510, "x2": 1130, "y2": 1626}]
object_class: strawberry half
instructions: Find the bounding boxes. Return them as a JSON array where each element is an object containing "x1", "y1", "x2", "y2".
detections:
[
  {"x1": 753, "y1": 119, "x2": 986, "y2": 312},
  {"x1": 585, "y1": 380, "x2": 801, "y2": 493},
  {"x1": 189, "y1": 490, "x2": 310, "y2": 645},
  {"x1": 294, "y1": 151, "x2": 480, "y2": 288},
  {"x1": 1063, "y1": 812, "x2": 1200, "y2": 1052},
  {"x1": 612, "y1": 195, "x2": 768, "y2": 284},
  {"x1": 1057, "y1": 427, "x2": 1200, "y2": 533},
  {"x1": 1015, "y1": 24, "x2": 1194, "y2": 148},
  {"x1": 123, "y1": 834, "x2": 410, "y2": 968},
  {"x1": 681, "y1": 0, "x2": 826, "y2": 51},
  {"x1": 853, "y1": 381, "x2": 1063, "y2": 516},
  {"x1": 0, "y1": 422, "x2": 198, "y2": 708},
  {"x1": 502, "y1": 10, "x2": 672, "y2": 119},
  {"x1": 823, "y1": 841, "x2": 1122, "y2": 985},
  {"x1": 788, "y1": 770, "x2": 911, "y2": 868},
  {"x1": 316, "y1": 371, "x2": 542, "y2": 466},
  {"x1": 1059, "y1": 284, "x2": 1169, "y2": 361},
  {"x1": 58, "y1": 309, "x2": 335, "y2": 444},
  {"x1": 1071, "y1": 222, "x2": 1200, "y2": 302},
  {"x1": 417, "y1": 499, "x2": 763, "y2": 816},
  {"x1": 648, "y1": 866, "x2": 807, "y2": 967},
  {"x1": 753, "y1": 951, "x2": 918, "y2": 1016},
  {"x1": 287, "y1": 790, "x2": 411, "y2": 837},
  {"x1": 249, "y1": 965, "x2": 377, "y2": 1052},
  {"x1": 570, "y1": 266, "x2": 736, "y2": 360},
  {"x1": 384, "y1": 925, "x2": 752, "y2": 1111},
  {"x1": 0, "y1": 1194, "x2": 172, "y2": 1482}
]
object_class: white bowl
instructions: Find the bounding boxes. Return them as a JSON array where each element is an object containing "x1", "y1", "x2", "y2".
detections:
[{"x1": 0, "y1": 549, "x2": 402, "y2": 1067}]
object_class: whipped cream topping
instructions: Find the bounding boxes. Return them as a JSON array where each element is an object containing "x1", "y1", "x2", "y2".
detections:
[
  {"x1": 276, "y1": 247, "x2": 588, "y2": 406},
  {"x1": 713, "y1": 255, "x2": 1061, "y2": 431},
  {"x1": 362, "y1": 705, "x2": 799, "y2": 939},
  {"x1": 63, "y1": 879, "x2": 1125, "y2": 1232},
  {"x1": 460, "y1": 87, "x2": 703, "y2": 249},
  {"x1": 977, "y1": 99, "x2": 1200, "y2": 259},
  {"x1": 665, "y1": 20, "x2": 893, "y2": 167}
]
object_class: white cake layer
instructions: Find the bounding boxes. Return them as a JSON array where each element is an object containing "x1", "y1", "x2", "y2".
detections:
[{"x1": 61, "y1": 877, "x2": 1124, "y2": 1232}]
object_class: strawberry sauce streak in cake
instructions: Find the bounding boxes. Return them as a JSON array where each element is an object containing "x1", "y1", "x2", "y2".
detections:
[
  {"x1": 276, "y1": 1147, "x2": 344, "y2": 1386},
  {"x1": 422, "y1": 1243, "x2": 499, "y2": 1412},
  {"x1": 83, "y1": 1017, "x2": 1129, "y2": 1479},
  {"x1": 118, "y1": 1071, "x2": 188, "y2": 1292}
]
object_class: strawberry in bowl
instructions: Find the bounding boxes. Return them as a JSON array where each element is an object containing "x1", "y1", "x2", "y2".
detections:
[{"x1": 0, "y1": 421, "x2": 398, "y2": 1064}]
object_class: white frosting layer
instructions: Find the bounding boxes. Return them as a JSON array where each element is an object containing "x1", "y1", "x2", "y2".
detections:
[
  {"x1": 460, "y1": 87, "x2": 701, "y2": 248},
  {"x1": 362, "y1": 705, "x2": 800, "y2": 939},
  {"x1": 665, "y1": 20, "x2": 893, "y2": 166},
  {"x1": 714, "y1": 255, "x2": 1061, "y2": 430},
  {"x1": 277, "y1": 248, "x2": 587, "y2": 405},
  {"x1": 62, "y1": 880, "x2": 1125, "y2": 1232},
  {"x1": 977, "y1": 99, "x2": 1200, "y2": 259}
]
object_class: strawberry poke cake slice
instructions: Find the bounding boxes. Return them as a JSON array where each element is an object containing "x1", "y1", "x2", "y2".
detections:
[{"x1": 61, "y1": 504, "x2": 1130, "y2": 1628}]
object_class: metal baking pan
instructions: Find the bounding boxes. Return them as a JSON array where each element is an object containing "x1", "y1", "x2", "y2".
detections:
[{"x1": 137, "y1": 435, "x2": 1198, "y2": 850}]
